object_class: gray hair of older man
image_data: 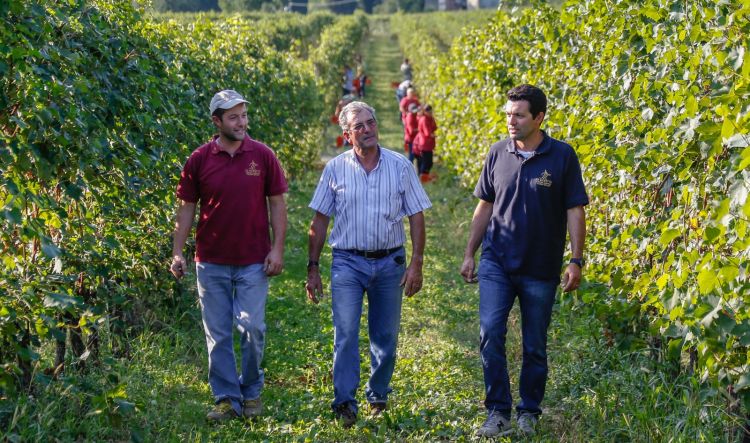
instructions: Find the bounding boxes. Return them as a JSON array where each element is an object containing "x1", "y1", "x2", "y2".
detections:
[{"x1": 339, "y1": 101, "x2": 377, "y2": 132}]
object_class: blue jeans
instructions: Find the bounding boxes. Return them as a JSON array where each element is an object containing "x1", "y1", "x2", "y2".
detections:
[
  {"x1": 477, "y1": 253, "x2": 558, "y2": 418},
  {"x1": 330, "y1": 248, "x2": 406, "y2": 412},
  {"x1": 196, "y1": 262, "x2": 268, "y2": 415}
]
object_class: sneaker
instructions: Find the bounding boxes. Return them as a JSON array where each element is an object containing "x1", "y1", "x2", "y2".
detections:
[
  {"x1": 333, "y1": 402, "x2": 357, "y2": 428},
  {"x1": 517, "y1": 412, "x2": 538, "y2": 436},
  {"x1": 206, "y1": 399, "x2": 238, "y2": 422},
  {"x1": 369, "y1": 402, "x2": 387, "y2": 416},
  {"x1": 476, "y1": 410, "x2": 513, "y2": 438},
  {"x1": 242, "y1": 398, "x2": 262, "y2": 418}
]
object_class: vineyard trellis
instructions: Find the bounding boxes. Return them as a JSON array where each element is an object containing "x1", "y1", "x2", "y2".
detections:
[
  {"x1": 0, "y1": 0, "x2": 367, "y2": 396},
  {"x1": 400, "y1": 0, "x2": 750, "y2": 417}
]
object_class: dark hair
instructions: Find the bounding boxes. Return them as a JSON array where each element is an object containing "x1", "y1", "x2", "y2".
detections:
[
  {"x1": 507, "y1": 84, "x2": 547, "y2": 118},
  {"x1": 424, "y1": 104, "x2": 432, "y2": 112},
  {"x1": 212, "y1": 108, "x2": 227, "y2": 119}
]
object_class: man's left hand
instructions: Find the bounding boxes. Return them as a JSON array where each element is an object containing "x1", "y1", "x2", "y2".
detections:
[
  {"x1": 561, "y1": 263, "x2": 582, "y2": 292},
  {"x1": 400, "y1": 263, "x2": 423, "y2": 297},
  {"x1": 264, "y1": 248, "x2": 284, "y2": 276}
]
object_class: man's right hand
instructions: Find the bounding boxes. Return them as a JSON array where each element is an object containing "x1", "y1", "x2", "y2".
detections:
[
  {"x1": 305, "y1": 267, "x2": 324, "y2": 304},
  {"x1": 171, "y1": 254, "x2": 187, "y2": 279},
  {"x1": 460, "y1": 256, "x2": 478, "y2": 284}
]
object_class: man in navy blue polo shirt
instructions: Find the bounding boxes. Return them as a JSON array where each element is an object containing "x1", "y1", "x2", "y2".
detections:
[{"x1": 460, "y1": 84, "x2": 588, "y2": 437}]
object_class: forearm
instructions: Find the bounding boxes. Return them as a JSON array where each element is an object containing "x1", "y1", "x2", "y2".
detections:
[
  {"x1": 268, "y1": 194, "x2": 287, "y2": 252},
  {"x1": 172, "y1": 201, "x2": 196, "y2": 256},
  {"x1": 407, "y1": 212, "x2": 425, "y2": 266},
  {"x1": 308, "y1": 212, "x2": 330, "y2": 262},
  {"x1": 567, "y1": 206, "x2": 586, "y2": 258},
  {"x1": 464, "y1": 200, "x2": 493, "y2": 258}
]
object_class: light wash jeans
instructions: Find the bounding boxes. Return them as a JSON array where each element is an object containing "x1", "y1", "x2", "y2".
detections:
[
  {"x1": 196, "y1": 262, "x2": 268, "y2": 415},
  {"x1": 477, "y1": 252, "x2": 558, "y2": 419},
  {"x1": 330, "y1": 248, "x2": 406, "y2": 413}
]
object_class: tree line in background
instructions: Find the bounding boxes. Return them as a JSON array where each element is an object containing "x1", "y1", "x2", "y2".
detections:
[
  {"x1": 151, "y1": 0, "x2": 286, "y2": 13},
  {"x1": 149, "y1": 0, "x2": 429, "y2": 14}
]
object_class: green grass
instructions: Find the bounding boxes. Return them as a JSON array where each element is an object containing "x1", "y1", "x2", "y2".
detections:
[
  {"x1": 2, "y1": 166, "x2": 736, "y2": 442},
  {"x1": 0, "y1": 14, "x2": 740, "y2": 443}
]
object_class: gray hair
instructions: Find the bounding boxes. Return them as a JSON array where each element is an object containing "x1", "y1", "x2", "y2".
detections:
[{"x1": 339, "y1": 101, "x2": 377, "y2": 132}]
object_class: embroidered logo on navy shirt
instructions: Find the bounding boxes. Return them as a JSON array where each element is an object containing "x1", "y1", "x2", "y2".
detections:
[
  {"x1": 246, "y1": 161, "x2": 261, "y2": 176},
  {"x1": 535, "y1": 170, "x2": 552, "y2": 187}
]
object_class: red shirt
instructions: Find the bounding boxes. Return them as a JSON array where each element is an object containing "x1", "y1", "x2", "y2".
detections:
[
  {"x1": 404, "y1": 112, "x2": 419, "y2": 142},
  {"x1": 177, "y1": 135, "x2": 288, "y2": 265},
  {"x1": 414, "y1": 114, "x2": 437, "y2": 152}
]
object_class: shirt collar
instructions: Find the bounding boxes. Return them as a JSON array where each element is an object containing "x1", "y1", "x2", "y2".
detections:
[
  {"x1": 210, "y1": 134, "x2": 253, "y2": 155},
  {"x1": 347, "y1": 145, "x2": 383, "y2": 171},
  {"x1": 504, "y1": 130, "x2": 551, "y2": 156}
]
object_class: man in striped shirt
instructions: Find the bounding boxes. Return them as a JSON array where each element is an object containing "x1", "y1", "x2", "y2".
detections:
[{"x1": 306, "y1": 101, "x2": 432, "y2": 428}]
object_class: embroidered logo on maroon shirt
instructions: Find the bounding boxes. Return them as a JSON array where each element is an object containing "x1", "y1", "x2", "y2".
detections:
[{"x1": 246, "y1": 161, "x2": 261, "y2": 176}]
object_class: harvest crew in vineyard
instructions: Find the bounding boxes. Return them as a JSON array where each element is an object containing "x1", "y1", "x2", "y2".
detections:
[
  {"x1": 460, "y1": 85, "x2": 588, "y2": 437},
  {"x1": 305, "y1": 101, "x2": 431, "y2": 427},
  {"x1": 170, "y1": 90, "x2": 288, "y2": 422}
]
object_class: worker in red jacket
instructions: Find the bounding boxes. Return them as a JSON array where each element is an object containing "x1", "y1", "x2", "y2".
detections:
[
  {"x1": 413, "y1": 104, "x2": 437, "y2": 183},
  {"x1": 404, "y1": 103, "x2": 420, "y2": 165}
]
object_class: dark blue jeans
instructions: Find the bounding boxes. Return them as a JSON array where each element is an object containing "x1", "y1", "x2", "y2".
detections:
[{"x1": 477, "y1": 253, "x2": 558, "y2": 418}]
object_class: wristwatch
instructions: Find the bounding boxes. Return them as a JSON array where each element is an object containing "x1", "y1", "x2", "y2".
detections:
[
  {"x1": 307, "y1": 260, "x2": 319, "y2": 269},
  {"x1": 569, "y1": 258, "x2": 584, "y2": 268}
]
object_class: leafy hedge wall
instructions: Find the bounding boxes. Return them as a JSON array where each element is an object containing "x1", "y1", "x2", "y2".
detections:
[
  {"x1": 0, "y1": 0, "x2": 364, "y2": 393},
  {"x1": 408, "y1": 0, "x2": 750, "y2": 407}
]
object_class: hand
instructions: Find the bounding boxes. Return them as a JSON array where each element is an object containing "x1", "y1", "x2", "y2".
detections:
[
  {"x1": 460, "y1": 256, "x2": 478, "y2": 283},
  {"x1": 400, "y1": 263, "x2": 423, "y2": 297},
  {"x1": 264, "y1": 248, "x2": 284, "y2": 276},
  {"x1": 170, "y1": 254, "x2": 187, "y2": 279},
  {"x1": 305, "y1": 267, "x2": 325, "y2": 304},
  {"x1": 561, "y1": 263, "x2": 582, "y2": 292}
]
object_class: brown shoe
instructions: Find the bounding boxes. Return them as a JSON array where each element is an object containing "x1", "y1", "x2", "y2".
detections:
[
  {"x1": 206, "y1": 399, "x2": 238, "y2": 422},
  {"x1": 369, "y1": 402, "x2": 387, "y2": 416},
  {"x1": 243, "y1": 398, "x2": 262, "y2": 418}
]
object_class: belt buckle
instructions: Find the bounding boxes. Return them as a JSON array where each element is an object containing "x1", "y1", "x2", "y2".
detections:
[{"x1": 363, "y1": 250, "x2": 376, "y2": 259}]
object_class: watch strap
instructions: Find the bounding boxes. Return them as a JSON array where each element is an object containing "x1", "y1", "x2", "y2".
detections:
[{"x1": 569, "y1": 258, "x2": 584, "y2": 268}]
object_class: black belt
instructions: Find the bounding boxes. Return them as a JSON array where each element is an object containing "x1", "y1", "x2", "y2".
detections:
[{"x1": 341, "y1": 246, "x2": 403, "y2": 259}]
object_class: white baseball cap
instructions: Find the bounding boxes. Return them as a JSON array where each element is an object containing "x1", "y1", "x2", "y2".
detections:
[{"x1": 209, "y1": 89, "x2": 249, "y2": 116}]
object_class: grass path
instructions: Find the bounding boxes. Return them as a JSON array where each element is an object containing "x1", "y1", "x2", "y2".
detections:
[{"x1": 115, "y1": 19, "x2": 495, "y2": 443}]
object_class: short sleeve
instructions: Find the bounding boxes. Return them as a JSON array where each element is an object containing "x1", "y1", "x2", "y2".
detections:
[
  {"x1": 309, "y1": 163, "x2": 336, "y2": 217},
  {"x1": 473, "y1": 149, "x2": 496, "y2": 203},
  {"x1": 264, "y1": 149, "x2": 288, "y2": 196},
  {"x1": 401, "y1": 162, "x2": 432, "y2": 216},
  {"x1": 564, "y1": 150, "x2": 589, "y2": 209},
  {"x1": 176, "y1": 152, "x2": 200, "y2": 203}
]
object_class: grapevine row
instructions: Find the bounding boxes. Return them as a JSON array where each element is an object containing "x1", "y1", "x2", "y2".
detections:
[
  {"x1": 0, "y1": 0, "x2": 366, "y2": 393},
  {"x1": 401, "y1": 0, "x2": 750, "y2": 409}
]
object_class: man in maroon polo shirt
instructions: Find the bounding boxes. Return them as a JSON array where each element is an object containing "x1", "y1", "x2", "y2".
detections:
[{"x1": 170, "y1": 89, "x2": 288, "y2": 422}]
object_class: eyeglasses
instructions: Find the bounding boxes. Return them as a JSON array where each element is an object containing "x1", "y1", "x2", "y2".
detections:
[{"x1": 349, "y1": 118, "x2": 378, "y2": 132}]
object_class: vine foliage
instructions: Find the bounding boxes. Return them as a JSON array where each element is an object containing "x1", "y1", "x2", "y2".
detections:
[
  {"x1": 412, "y1": 0, "x2": 750, "y2": 409},
  {"x1": 0, "y1": 0, "x2": 365, "y2": 394}
]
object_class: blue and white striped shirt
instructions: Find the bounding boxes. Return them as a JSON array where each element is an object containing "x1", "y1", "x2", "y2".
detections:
[{"x1": 309, "y1": 147, "x2": 432, "y2": 250}]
